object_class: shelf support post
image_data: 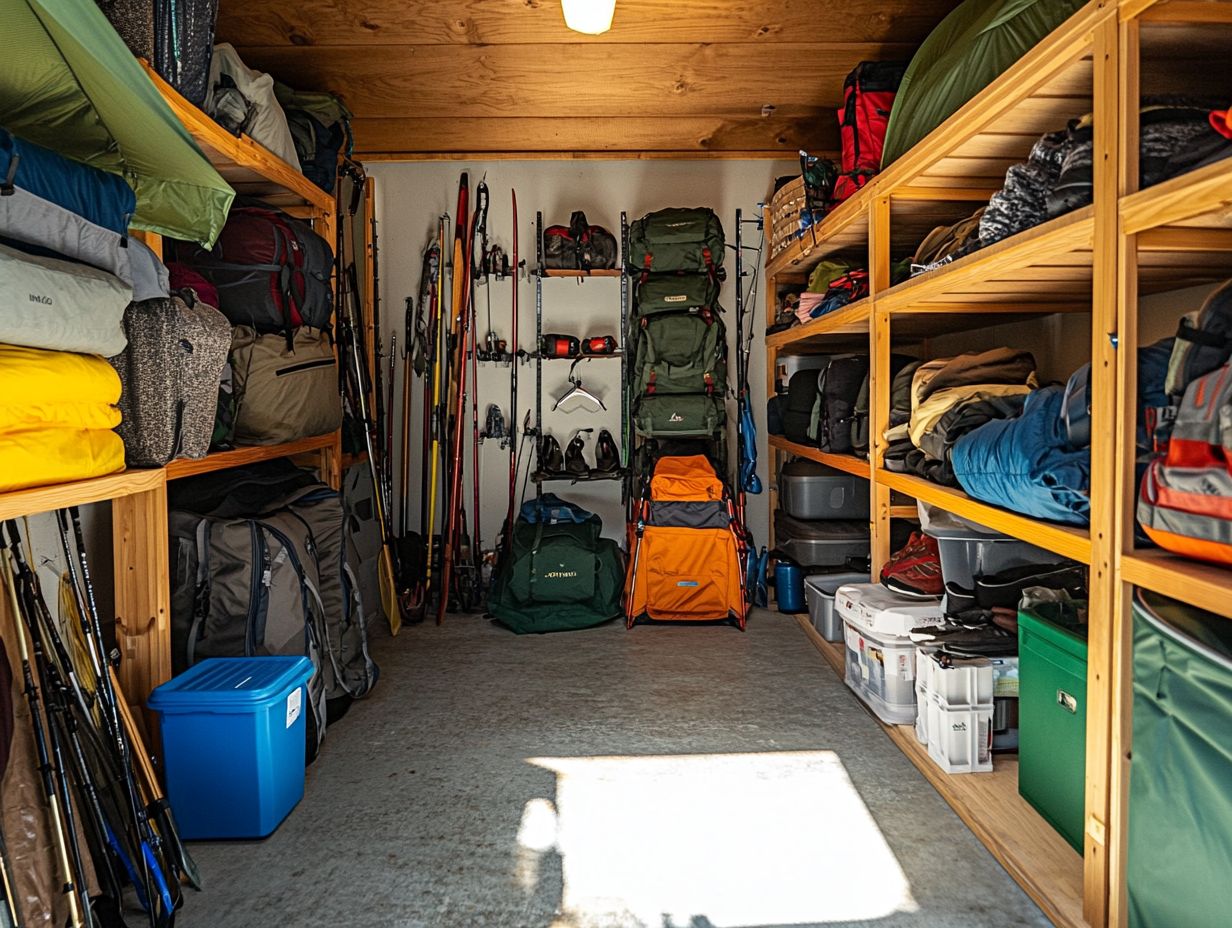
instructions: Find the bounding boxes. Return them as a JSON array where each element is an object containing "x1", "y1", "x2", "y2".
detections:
[
  {"x1": 1085, "y1": 12, "x2": 1124, "y2": 926},
  {"x1": 869, "y1": 195, "x2": 893, "y2": 575},
  {"x1": 1108, "y1": 11, "x2": 1142, "y2": 928},
  {"x1": 112, "y1": 480, "x2": 172, "y2": 720}
]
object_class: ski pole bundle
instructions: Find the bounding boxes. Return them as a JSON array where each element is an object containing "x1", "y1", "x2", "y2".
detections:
[{"x1": 1, "y1": 510, "x2": 196, "y2": 928}]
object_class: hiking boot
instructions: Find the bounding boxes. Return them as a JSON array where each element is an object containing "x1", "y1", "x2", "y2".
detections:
[
  {"x1": 593, "y1": 429, "x2": 620, "y2": 474},
  {"x1": 538, "y1": 434, "x2": 564, "y2": 475},
  {"x1": 564, "y1": 429, "x2": 592, "y2": 477},
  {"x1": 881, "y1": 531, "x2": 943, "y2": 598}
]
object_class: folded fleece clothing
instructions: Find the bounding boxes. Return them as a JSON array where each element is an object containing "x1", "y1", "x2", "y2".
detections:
[
  {"x1": 951, "y1": 384, "x2": 1090, "y2": 525},
  {"x1": 0, "y1": 344, "x2": 122, "y2": 433},
  {"x1": 0, "y1": 428, "x2": 125, "y2": 493}
]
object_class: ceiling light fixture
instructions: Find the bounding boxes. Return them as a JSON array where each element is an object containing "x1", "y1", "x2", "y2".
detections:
[{"x1": 561, "y1": 0, "x2": 616, "y2": 35}]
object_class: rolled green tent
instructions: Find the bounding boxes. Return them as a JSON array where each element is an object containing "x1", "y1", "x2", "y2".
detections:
[
  {"x1": 881, "y1": 0, "x2": 1085, "y2": 169},
  {"x1": 0, "y1": 0, "x2": 234, "y2": 245}
]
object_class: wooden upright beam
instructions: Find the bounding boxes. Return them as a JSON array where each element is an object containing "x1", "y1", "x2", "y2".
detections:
[
  {"x1": 112, "y1": 482, "x2": 172, "y2": 714},
  {"x1": 1108, "y1": 14, "x2": 1143, "y2": 928},
  {"x1": 869, "y1": 195, "x2": 894, "y2": 575},
  {"x1": 1083, "y1": 14, "x2": 1124, "y2": 926}
]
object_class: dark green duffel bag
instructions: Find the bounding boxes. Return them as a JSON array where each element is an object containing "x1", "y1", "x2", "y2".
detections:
[
  {"x1": 1127, "y1": 588, "x2": 1232, "y2": 928},
  {"x1": 627, "y1": 207, "x2": 725, "y2": 275},
  {"x1": 488, "y1": 495, "x2": 624, "y2": 634},
  {"x1": 633, "y1": 393, "x2": 726, "y2": 438},
  {"x1": 635, "y1": 273, "x2": 720, "y2": 317}
]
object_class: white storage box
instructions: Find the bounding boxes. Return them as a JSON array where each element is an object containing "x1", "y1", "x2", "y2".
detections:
[
  {"x1": 916, "y1": 650, "x2": 995, "y2": 706},
  {"x1": 835, "y1": 583, "x2": 944, "y2": 639},
  {"x1": 924, "y1": 690, "x2": 994, "y2": 774},
  {"x1": 843, "y1": 617, "x2": 919, "y2": 725},
  {"x1": 804, "y1": 571, "x2": 870, "y2": 641}
]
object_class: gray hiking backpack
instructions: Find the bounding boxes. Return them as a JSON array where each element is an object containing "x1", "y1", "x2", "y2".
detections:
[{"x1": 169, "y1": 462, "x2": 378, "y2": 758}]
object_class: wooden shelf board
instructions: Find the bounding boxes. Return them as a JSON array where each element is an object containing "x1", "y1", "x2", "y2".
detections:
[
  {"x1": 142, "y1": 62, "x2": 333, "y2": 214},
  {"x1": 889, "y1": 505, "x2": 920, "y2": 520},
  {"x1": 539, "y1": 268, "x2": 623, "y2": 278},
  {"x1": 0, "y1": 469, "x2": 166, "y2": 521},
  {"x1": 1121, "y1": 549, "x2": 1232, "y2": 620},
  {"x1": 875, "y1": 469, "x2": 1091, "y2": 564},
  {"x1": 879, "y1": 207, "x2": 1096, "y2": 314},
  {"x1": 766, "y1": 299, "x2": 871, "y2": 352},
  {"x1": 768, "y1": 437, "x2": 870, "y2": 479},
  {"x1": 1122, "y1": 158, "x2": 1232, "y2": 235},
  {"x1": 793, "y1": 614, "x2": 1087, "y2": 928},
  {"x1": 165, "y1": 434, "x2": 338, "y2": 480}
]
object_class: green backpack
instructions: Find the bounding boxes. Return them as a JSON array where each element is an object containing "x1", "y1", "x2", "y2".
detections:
[
  {"x1": 632, "y1": 311, "x2": 728, "y2": 396},
  {"x1": 488, "y1": 497, "x2": 624, "y2": 634},
  {"x1": 627, "y1": 207, "x2": 725, "y2": 274},
  {"x1": 634, "y1": 394, "x2": 727, "y2": 438},
  {"x1": 635, "y1": 273, "x2": 720, "y2": 316}
]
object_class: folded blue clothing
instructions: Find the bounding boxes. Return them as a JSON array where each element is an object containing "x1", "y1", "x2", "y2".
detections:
[
  {"x1": 951, "y1": 384, "x2": 1090, "y2": 525},
  {"x1": 2, "y1": 127, "x2": 135, "y2": 233}
]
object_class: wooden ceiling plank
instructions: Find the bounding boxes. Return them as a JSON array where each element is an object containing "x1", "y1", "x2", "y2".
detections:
[
  {"x1": 351, "y1": 115, "x2": 833, "y2": 155},
  {"x1": 231, "y1": 43, "x2": 918, "y2": 118},
  {"x1": 217, "y1": 0, "x2": 959, "y2": 48}
]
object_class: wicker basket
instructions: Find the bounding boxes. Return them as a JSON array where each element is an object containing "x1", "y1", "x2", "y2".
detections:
[{"x1": 769, "y1": 175, "x2": 825, "y2": 261}]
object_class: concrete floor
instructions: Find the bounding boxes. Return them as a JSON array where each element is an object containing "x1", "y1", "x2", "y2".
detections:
[{"x1": 182, "y1": 611, "x2": 1050, "y2": 928}]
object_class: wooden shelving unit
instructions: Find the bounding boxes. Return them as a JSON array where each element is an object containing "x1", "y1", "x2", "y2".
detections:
[
  {"x1": 767, "y1": 436, "x2": 869, "y2": 478},
  {"x1": 795, "y1": 614, "x2": 1086, "y2": 928},
  {"x1": 0, "y1": 64, "x2": 345, "y2": 721},
  {"x1": 764, "y1": 3, "x2": 1232, "y2": 925}
]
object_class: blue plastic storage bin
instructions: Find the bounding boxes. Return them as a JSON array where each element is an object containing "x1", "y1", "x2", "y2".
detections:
[{"x1": 148, "y1": 656, "x2": 314, "y2": 840}]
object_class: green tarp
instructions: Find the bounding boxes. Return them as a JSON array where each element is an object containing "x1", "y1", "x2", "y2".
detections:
[
  {"x1": 881, "y1": 0, "x2": 1085, "y2": 169},
  {"x1": 0, "y1": 0, "x2": 233, "y2": 245}
]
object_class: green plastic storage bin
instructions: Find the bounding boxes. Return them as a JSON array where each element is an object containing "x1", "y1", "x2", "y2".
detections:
[
  {"x1": 1128, "y1": 588, "x2": 1232, "y2": 928},
  {"x1": 1017, "y1": 601, "x2": 1088, "y2": 854}
]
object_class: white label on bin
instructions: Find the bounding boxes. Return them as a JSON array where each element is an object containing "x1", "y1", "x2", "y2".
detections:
[{"x1": 286, "y1": 687, "x2": 302, "y2": 728}]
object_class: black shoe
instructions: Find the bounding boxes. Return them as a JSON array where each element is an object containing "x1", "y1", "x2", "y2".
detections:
[
  {"x1": 593, "y1": 429, "x2": 620, "y2": 474},
  {"x1": 564, "y1": 429, "x2": 593, "y2": 477},
  {"x1": 538, "y1": 434, "x2": 564, "y2": 475}
]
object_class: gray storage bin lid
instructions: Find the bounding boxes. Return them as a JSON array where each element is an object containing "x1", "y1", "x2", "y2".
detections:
[{"x1": 782, "y1": 458, "x2": 846, "y2": 478}]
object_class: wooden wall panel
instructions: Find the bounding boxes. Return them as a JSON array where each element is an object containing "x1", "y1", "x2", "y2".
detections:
[
  {"x1": 218, "y1": 0, "x2": 956, "y2": 48},
  {"x1": 351, "y1": 115, "x2": 833, "y2": 155}
]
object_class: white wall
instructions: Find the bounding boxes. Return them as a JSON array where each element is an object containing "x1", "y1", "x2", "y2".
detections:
[{"x1": 370, "y1": 159, "x2": 793, "y2": 549}]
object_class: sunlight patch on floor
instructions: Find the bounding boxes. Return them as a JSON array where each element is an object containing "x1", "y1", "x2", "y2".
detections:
[{"x1": 520, "y1": 750, "x2": 917, "y2": 928}]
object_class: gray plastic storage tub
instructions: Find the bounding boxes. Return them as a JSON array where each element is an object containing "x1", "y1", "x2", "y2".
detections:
[
  {"x1": 773, "y1": 510, "x2": 869, "y2": 569},
  {"x1": 922, "y1": 507, "x2": 1053, "y2": 589},
  {"x1": 804, "y1": 571, "x2": 870, "y2": 641},
  {"x1": 779, "y1": 459, "x2": 870, "y2": 520}
]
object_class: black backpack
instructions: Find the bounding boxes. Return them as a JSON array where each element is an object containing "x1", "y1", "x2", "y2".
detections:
[
  {"x1": 811, "y1": 355, "x2": 869, "y2": 454},
  {"x1": 783, "y1": 367, "x2": 823, "y2": 445}
]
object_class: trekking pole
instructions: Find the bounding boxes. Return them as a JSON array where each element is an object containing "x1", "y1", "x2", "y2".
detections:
[
  {"x1": 1, "y1": 547, "x2": 87, "y2": 928},
  {"x1": 62, "y1": 505, "x2": 201, "y2": 893},
  {"x1": 402, "y1": 297, "x2": 416, "y2": 541},
  {"x1": 425, "y1": 219, "x2": 447, "y2": 597},
  {"x1": 0, "y1": 826, "x2": 21, "y2": 928},
  {"x1": 438, "y1": 210, "x2": 476, "y2": 624},
  {"x1": 469, "y1": 243, "x2": 483, "y2": 604},
  {"x1": 503, "y1": 190, "x2": 520, "y2": 556},
  {"x1": 346, "y1": 263, "x2": 401, "y2": 635}
]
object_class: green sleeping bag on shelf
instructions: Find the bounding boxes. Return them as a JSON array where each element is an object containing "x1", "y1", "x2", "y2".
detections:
[{"x1": 881, "y1": 0, "x2": 1086, "y2": 169}]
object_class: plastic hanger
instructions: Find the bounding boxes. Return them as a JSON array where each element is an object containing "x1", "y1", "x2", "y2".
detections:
[{"x1": 552, "y1": 358, "x2": 607, "y2": 412}]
